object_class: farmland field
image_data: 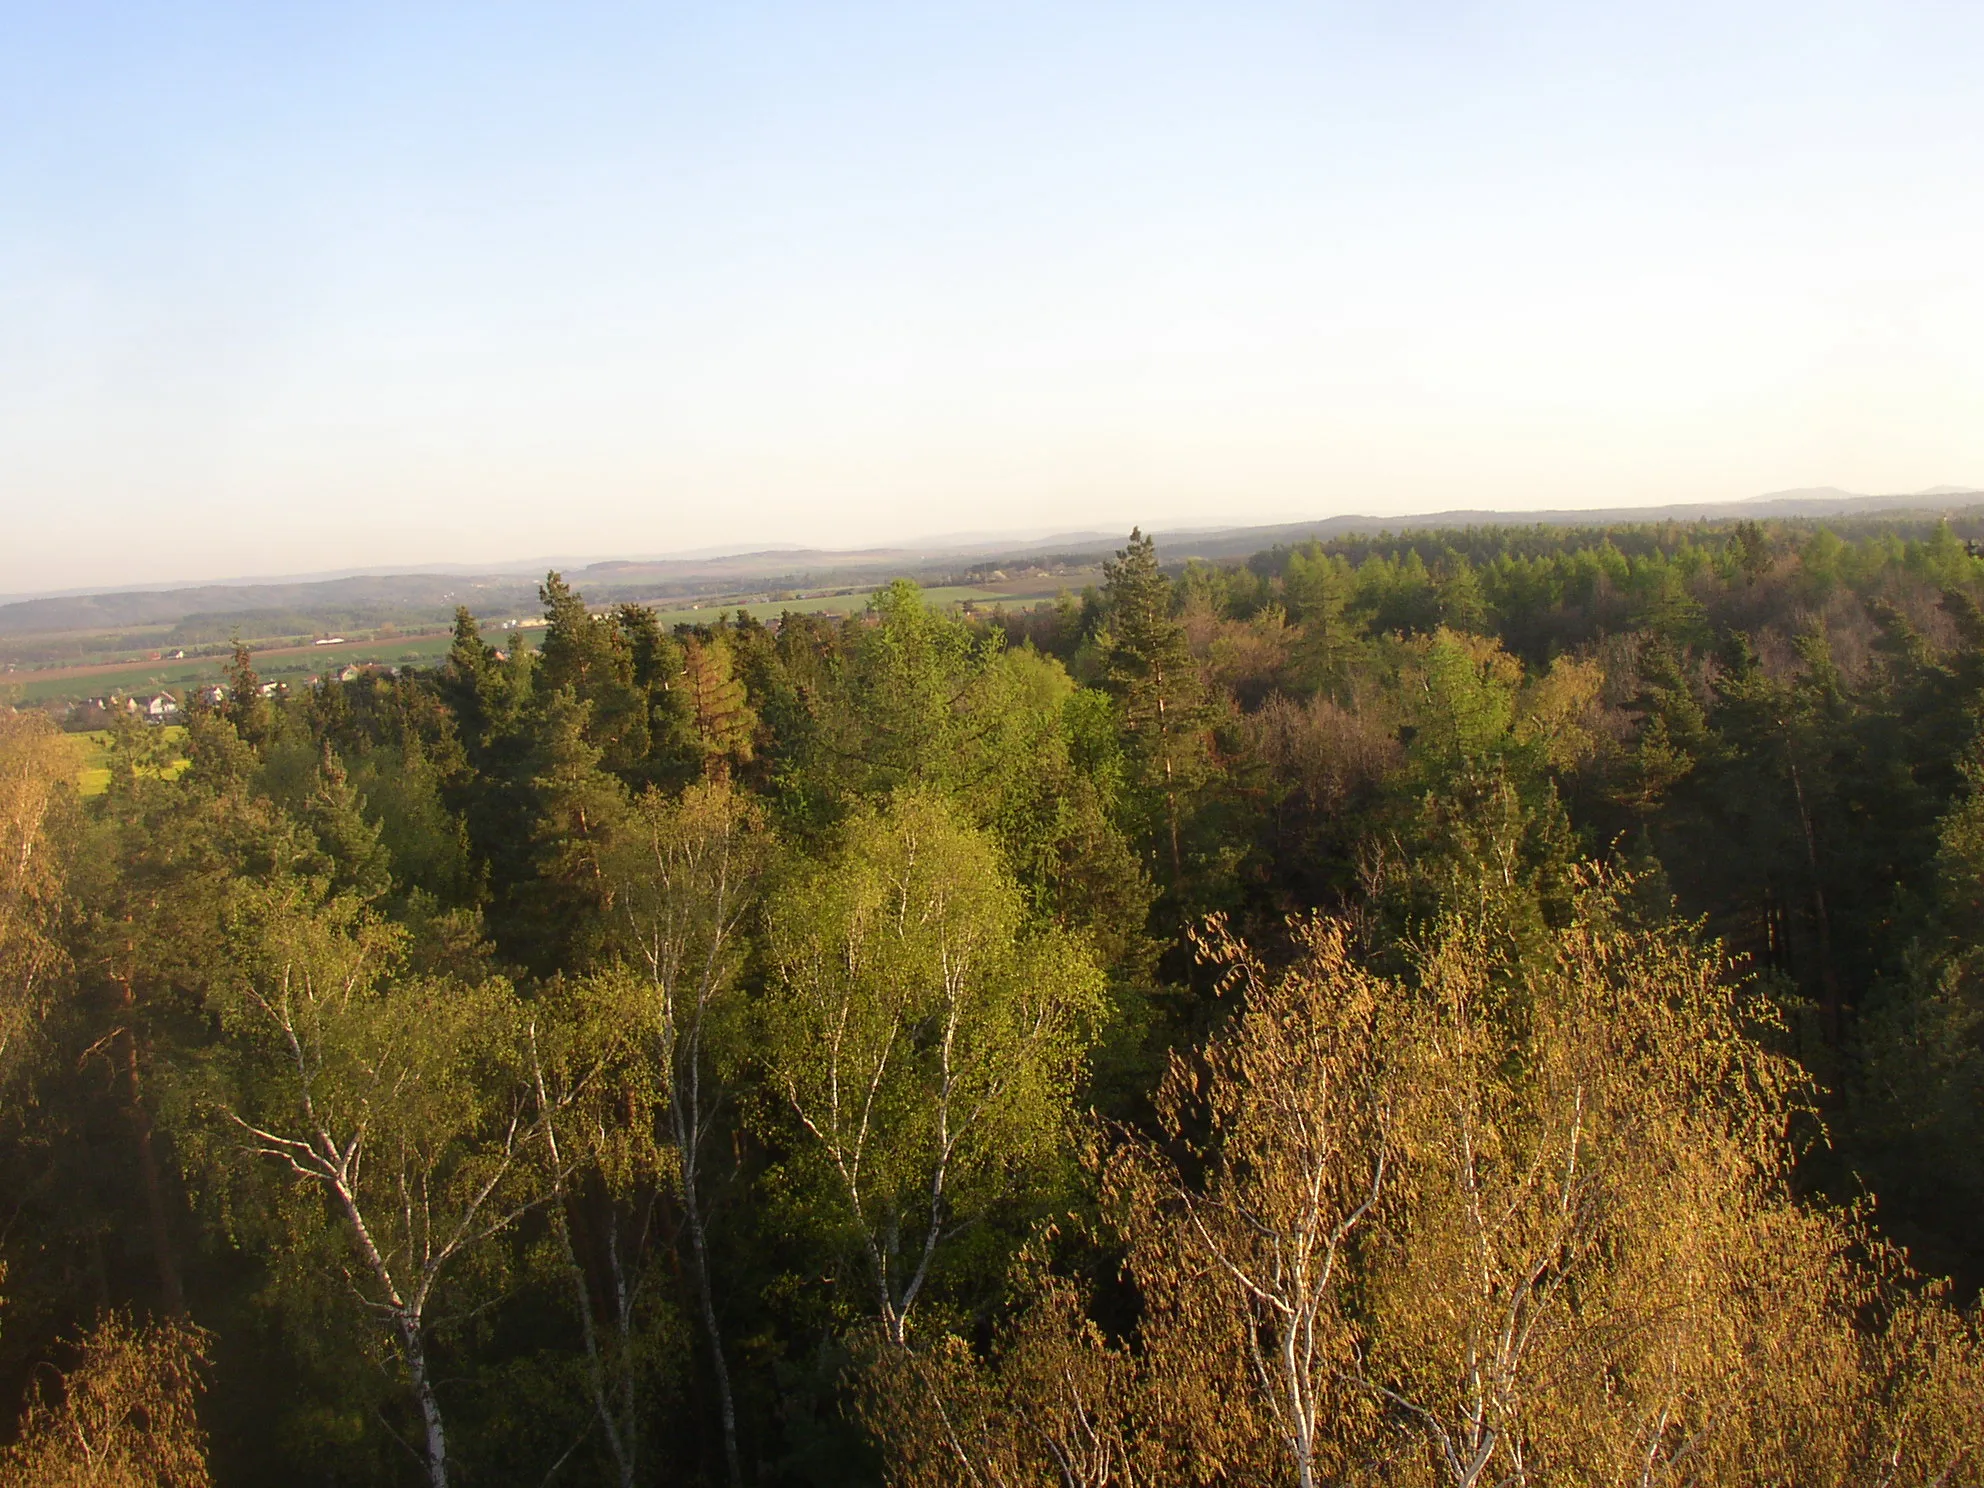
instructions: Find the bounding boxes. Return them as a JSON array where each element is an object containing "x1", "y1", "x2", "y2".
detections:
[
  {"x1": 3, "y1": 574, "x2": 1084, "y2": 705},
  {"x1": 5, "y1": 632, "x2": 458, "y2": 704}
]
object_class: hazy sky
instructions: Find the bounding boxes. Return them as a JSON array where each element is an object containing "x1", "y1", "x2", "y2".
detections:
[{"x1": 5, "y1": 2, "x2": 1983, "y2": 593}]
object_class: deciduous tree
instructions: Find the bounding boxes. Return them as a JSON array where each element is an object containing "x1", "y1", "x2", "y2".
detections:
[
  {"x1": 211, "y1": 880, "x2": 567, "y2": 1488},
  {"x1": 0, "y1": 1312, "x2": 211, "y2": 1488},
  {"x1": 598, "y1": 779, "x2": 769, "y2": 1486},
  {"x1": 760, "y1": 794, "x2": 1105, "y2": 1344}
]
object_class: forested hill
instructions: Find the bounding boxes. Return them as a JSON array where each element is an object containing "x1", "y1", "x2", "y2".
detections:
[
  {"x1": 4, "y1": 517, "x2": 1984, "y2": 1485},
  {"x1": 6, "y1": 487, "x2": 1976, "y2": 639}
]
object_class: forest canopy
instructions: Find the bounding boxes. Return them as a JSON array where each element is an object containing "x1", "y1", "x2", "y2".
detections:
[{"x1": 4, "y1": 515, "x2": 1984, "y2": 1486}]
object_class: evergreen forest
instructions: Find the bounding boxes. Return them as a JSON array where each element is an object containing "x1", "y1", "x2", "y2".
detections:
[{"x1": 7, "y1": 516, "x2": 1984, "y2": 1486}]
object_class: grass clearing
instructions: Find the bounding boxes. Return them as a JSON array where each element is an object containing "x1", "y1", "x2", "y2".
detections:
[{"x1": 62, "y1": 727, "x2": 189, "y2": 796}]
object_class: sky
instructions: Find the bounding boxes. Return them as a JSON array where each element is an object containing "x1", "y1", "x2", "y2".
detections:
[{"x1": 4, "y1": 1, "x2": 1984, "y2": 594}]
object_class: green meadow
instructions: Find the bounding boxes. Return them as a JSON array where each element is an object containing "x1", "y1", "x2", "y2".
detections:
[{"x1": 62, "y1": 726, "x2": 189, "y2": 795}]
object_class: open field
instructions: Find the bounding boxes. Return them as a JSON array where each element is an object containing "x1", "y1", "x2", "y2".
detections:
[
  {"x1": 62, "y1": 727, "x2": 189, "y2": 796},
  {"x1": 5, "y1": 576, "x2": 1084, "y2": 705},
  {"x1": 5, "y1": 632, "x2": 459, "y2": 704}
]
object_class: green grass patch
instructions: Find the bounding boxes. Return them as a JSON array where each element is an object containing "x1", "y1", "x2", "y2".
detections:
[{"x1": 63, "y1": 727, "x2": 189, "y2": 796}]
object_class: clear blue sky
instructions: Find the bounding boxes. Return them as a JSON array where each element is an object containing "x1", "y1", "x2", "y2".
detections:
[{"x1": 5, "y1": 2, "x2": 1982, "y2": 592}]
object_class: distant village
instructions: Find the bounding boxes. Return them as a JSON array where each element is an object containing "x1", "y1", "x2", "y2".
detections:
[{"x1": 60, "y1": 661, "x2": 409, "y2": 731}]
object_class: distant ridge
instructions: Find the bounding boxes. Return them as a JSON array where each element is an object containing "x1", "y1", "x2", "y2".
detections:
[
  {"x1": 3, "y1": 488, "x2": 1980, "y2": 636},
  {"x1": 1750, "y1": 486, "x2": 1863, "y2": 503},
  {"x1": 1133, "y1": 488, "x2": 1984, "y2": 564}
]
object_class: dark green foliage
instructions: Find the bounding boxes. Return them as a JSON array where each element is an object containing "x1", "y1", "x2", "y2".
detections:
[
  {"x1": 7, "y1": 514, "x2": 1984, "y2": 1483},
  {"x1": 537, "y1": 572, "x2": 652, "y2": 777},
  {"x1": 1100, "y1": 530, "x2": 1212, "y2": 889}
]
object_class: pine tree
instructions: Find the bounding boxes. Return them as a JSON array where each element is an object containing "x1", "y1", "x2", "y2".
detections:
[
  {"x1": 613, "y1": 602, "x2": 679, "y2": 695},
  {"x1": 305, "y1": 746, "x2": 393, "y2": 901},
  {"x1": 1435, "y1": 552, "x2": 1487, "y2": 632},
  {"x1": 537, "y1": 573, "x2": 651, "y2": 775},
  {"x1": 221, "y1": 638, "x2": 272, "y2": 747},
  {"x1": 437, "y1": 605, "x2": 502, "y2": 757},
  {"x1": 1101, "y1": 530, "x2": 1207, "y2": 882},
  {"x1": 523, "y1": 690, "x2": 629, "y2": 972},
  {"x1": 1731, "y1": 519, "x2": 1771, "y2": 583},
  {"x1": 1284, "y1": 545, "x2": 1358, "y2": 697}
]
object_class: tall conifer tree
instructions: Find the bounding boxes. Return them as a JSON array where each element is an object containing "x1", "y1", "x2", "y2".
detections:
[{"x1": 1101, "y1": 529, "x2": 1207, "y2": 881}]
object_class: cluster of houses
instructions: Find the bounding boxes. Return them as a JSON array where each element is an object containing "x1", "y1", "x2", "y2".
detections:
[
  {"x1": 63, "y1": 662, "x2": 412, "y2": 730},
  {"x1": 64, "y1": 692, "x2": 184, "y2": 728}
]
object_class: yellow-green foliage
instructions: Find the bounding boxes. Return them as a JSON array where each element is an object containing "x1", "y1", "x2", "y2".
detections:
[{"x1": 62, "y1": 727, "x2": 187, "y2": 797}]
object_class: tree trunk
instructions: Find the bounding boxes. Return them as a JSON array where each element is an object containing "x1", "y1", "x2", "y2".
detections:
[
  {"x1": 559, "y1": 1191, "x2": 635, "y2": 1488},
  {"x1": 335, "y1": 1183, "x2": 450, "y2": 1488},
  {"x1": 683, "y1": 1198, "x2": 742, "y2": 1487},
  {"x1": 1157, "y1": 690, "x2": 1184, "y2": 883},
  {"x1": 605, "y1": 1213, "x2": 644, "y2": 1488},
  {"x1": 1786, "y1": 757, "x2": 1841, "y2": 1043},
  {"x1": 397, "y1": 1309, "x2": 450, "y2": 1488},
  {"x1": 114, "y1": 1004, "x2": 184, "y2": 1316}
]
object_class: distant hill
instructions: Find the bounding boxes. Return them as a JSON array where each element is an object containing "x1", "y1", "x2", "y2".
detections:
[
  {"x1": 0, "y1": 574, "x2": 544, "y2": 639},
  {"x1": 1135, "y1": 490, "x2": 1984, "y2": 563},
  {"x1": 5, "y1": 488, "x2": 1981, "y2": 638}
]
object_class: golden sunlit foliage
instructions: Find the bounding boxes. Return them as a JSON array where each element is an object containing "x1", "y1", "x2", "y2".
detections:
[
  {"x1": 0, "y1": 709, "x2": 71, "y2": 1072},
  {"x1": 8, "y1": 518, "x2": 1984, "y2": 1486},
  {"x1": 0, "y1": 1314, "x2": 210, "y2": 1488},
  {"x1": 872, "y1": 873, "x2": 1984, "y2": 1486}
]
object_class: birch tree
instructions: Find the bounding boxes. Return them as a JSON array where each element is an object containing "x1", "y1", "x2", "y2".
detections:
[
  {"x1": 211, "y1": 879, "x2": 565, "y2": 1488},
  {"x1": 870, "y1": 869, "x2": 1984, "y2": 1486},
  {"x1": 524, "y1": 966, "x2": 664, "y2": 1488},
  {"x1": 1356, "y1": 882, "x2": 1820, "y2": 1486},
  {"x1": 1111, "y1": 913, "x2": 1396, "y2": 1488},
  {"x1": 859, "y1": 1247, "x2": 1153, "y2": 1488},
  {"x1": 576, "y1": 778, "x2": 768, "y2": 1487},
  {"x1": 761, "y1": 792, "x2": 1105, "y2": 1345}
]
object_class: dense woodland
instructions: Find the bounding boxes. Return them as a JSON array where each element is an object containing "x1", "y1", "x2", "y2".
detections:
[{"x1": 4, "y1": 516, "x2": 1984, "y2": 1485}]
